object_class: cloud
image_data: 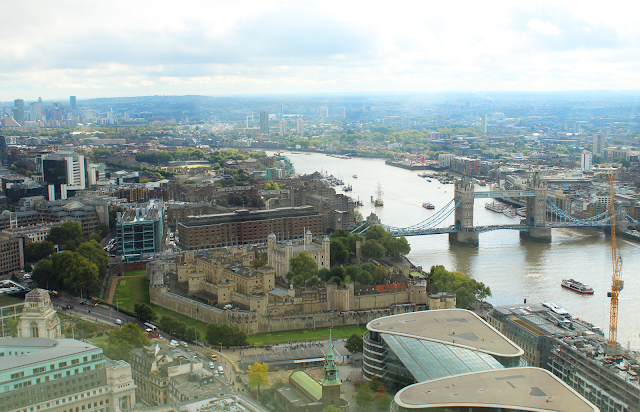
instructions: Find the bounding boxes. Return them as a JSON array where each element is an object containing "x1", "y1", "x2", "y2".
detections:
[
  {"x1": 528, "y1": 18, "x2": 563, "y2": 36},
  {"x1": 2, "y1": 0, "x2": 640, "y2": 99}
]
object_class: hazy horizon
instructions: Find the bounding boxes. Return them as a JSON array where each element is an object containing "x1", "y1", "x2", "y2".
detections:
[{"x1": 2, "y1": 0, "x2": 640, "y2": 101}]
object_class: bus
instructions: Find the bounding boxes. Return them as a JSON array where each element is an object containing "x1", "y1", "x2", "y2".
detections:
[
  {"x1": 121, "y1": 254, "x2": 142, "y2": 262},
  {"x1": 144, "y1": 322, "x2": 158, "y2": 332}
]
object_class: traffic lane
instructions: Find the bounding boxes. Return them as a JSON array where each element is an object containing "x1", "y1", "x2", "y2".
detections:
[{"x1": 52, "y1": 298, "x2": 140, "y2": 326}]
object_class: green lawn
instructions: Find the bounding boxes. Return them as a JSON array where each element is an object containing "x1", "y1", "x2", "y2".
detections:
[
  {"x1": 248, "y1": 325, "x2": 368, "y2": 345},
  {"x1": 123, "y1": 269, "x2": 147, "y2": 277},
  {"x1": 113, "y1": 276, "x2": 209, "y2": 337},
  {"x1": 113, "y1": 277, "x2": 150, "y2": 311},
  {"x1": 89, "y1": 336, "x2": 108, "y2": 345}
]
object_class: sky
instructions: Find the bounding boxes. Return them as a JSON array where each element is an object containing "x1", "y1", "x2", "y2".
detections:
[{"x1": 2, "y1": 0, "x2": 640, "y2": 101}]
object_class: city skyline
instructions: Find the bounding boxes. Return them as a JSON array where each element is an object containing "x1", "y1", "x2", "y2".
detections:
[{"x1": 2, "y1": 0, "x2": 640, "y2": 100}]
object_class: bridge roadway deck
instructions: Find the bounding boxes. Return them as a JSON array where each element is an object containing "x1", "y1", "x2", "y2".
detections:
[{"x1": 387, "y1": 222, "x2": 611, "y2": 236}]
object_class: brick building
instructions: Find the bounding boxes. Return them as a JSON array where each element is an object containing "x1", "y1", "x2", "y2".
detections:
[{"x1": 176, "y1": 206, "x2": 323, "y2": 250}]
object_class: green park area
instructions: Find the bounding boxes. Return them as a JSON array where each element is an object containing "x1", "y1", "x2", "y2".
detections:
[
  {"x1": 112, "y1": 275, "x2": 369, "y2": 345},
  {"x1": 248, "y1": 325, "x2": 367, "y2": 346},
  {"x1": 123, "y1": 269, "x2": 146, "y2": 277}
]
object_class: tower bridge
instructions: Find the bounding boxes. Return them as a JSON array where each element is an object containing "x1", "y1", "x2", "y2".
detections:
[{"x1": 351, "y1": 173, "x2": 635, "y2": 247}]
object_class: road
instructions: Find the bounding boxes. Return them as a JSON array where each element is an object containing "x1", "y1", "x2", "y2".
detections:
[{"x1": 52, "y1": 296, "x2": 139, "y2": 327}]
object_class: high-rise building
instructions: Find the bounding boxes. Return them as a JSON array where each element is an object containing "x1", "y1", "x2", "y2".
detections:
[
  {"x1": 296, "y1": 118, "x2": 304, "y2": 136},
  {"x1": 41, "y1": 150, "x2": 86, "y2": 192},
  {"x1": 481, "y1": 113, "x2": 488, "y2": 133},
  {"x1": 581, "y1": 150, "x2": 592, "y2": 171},
  {"x1": 69, "y1": 95, "x2": 76, "y2": 110},
  {"x1": 279, "y1": 119, "x2": 287, "y2": 135},
  {"x1": 592, "y1": 133, "x2": 605, "y2": 157},
  {"x1": 12, "y1": 99, "x2": 24, "y2": 126},
  {"x1": 339, "y1": 107, "x2": 346, "y2": 120},
  {"x1": 319, "y1": 106, "x2": 328, "y2": 120},
  {"x1": 260, "y1": 110, "x2": 269, "y2": 135},
  {"x1": 277, "y1": 104, "x2": 283, "y2": 120},
  {"x1": 574, "y1": 122, "x2": 581, "y2": 134}
]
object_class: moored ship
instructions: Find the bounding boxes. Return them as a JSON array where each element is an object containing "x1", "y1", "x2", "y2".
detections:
[{"x1": 561, "y1": 279, "x2": 594, "y2": 294}]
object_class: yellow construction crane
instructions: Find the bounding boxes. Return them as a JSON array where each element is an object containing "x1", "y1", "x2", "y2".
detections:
[{"x1": 607, "y1": 172, "x2": 623, "y2": 347}]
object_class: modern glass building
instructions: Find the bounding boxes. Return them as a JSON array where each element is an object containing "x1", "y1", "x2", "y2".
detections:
[
  {"x1": 363, "y1": 309, "x2": 525, "y2": 391},
  {"x1": 391, "y1": 367, "x2": 598, "y2": 412}
]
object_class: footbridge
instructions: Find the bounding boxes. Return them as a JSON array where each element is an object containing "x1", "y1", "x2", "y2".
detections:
[{"x1": 351, "y1": 173, "x2": 635, "y2": 247}]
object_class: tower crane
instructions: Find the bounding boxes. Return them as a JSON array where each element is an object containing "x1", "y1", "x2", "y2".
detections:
[{"x1": 607, "y1": 172, "x2": 624, "y2": 353}]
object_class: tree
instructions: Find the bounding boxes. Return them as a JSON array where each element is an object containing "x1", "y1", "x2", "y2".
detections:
[
  {"x1": 76, "y1": 240, "x2": 109, "y2": 275},
  {"x1": 364, "y1": 225, "x2": 389, "y2": 245},
  {"x1": 248, "y1": 362, "x2": 269, "y2": 391},
  {"x1": 102, "y1": 323, "x2": 150, "y2": 360},
  {"x1": 361, "y1": 239, "x2": 385, "y2": 259},
  {"x1": 345, "y1": 333, "x2": 363, "y2": 353},
  {"x1": 47, "y1": 221, "x2": 84, "y2": 250},
  {"x1": 323, "y1": 407, "x2": 342, "y2": 412},
  {"x1": 205, "y1": 323, "x2": 249, "y2": 346},
  {"x1": 24, "y1": 262, "x2": 33, "y2": 273},
  {"x1": 159, "y1": 315, "x2": 186, "y2": 337},
  {"x1": 385, "y1": 236, "x2": 411, "y2": 259},
  {"x1": 94, "y1": 222, "x2": 110, "y2": 238},
  {"x1": 216, "y1": 198, "x2": 229, "y2": 207},
  {"x1": 355, "y1": 384, "x2": 375, "y2": 408},
  {"x1": 51, "y1": 252, "x2": 100, "y2": 296},
  {"x1": 25, "y1": 241, "x2": 56, "y2": 262},
  {"x1": 32, "y1": 259, "x2": 54, "y2": 289},
  {"x1": 289, "y1": 252, "x2": 318, "y2": 286},
  {"x1": 372, "y1": 266, "x2": 388, "y2": 284},
  {"x1": 318, "y1": 268, "x2": 331, "y2": 281},
  {"x1": 330, "y1": 238, "x2": 349, "y2": 265},
  {"x1": 377, "y1": 392, "x2": 393, "y2": 411},
  {"x1": 134, "y1": 303, "x2": 157, "y2": 322}
]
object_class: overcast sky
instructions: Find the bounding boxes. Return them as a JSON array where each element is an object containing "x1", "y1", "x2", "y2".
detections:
[{"x1": 2, "y1": 0, "x2": 640, "y2": 101}]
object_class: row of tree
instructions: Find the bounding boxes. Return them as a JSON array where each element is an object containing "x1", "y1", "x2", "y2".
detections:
[
  {"x1": 428, "y1": 265, "x2": 492, "y2": 309},
  {"x1": 28, "y1": 221, "x2": 110, "y2": 296},
  {"x1": 158, "y1": 315, "x2": 201, "y2": 342},
  {"x1": 135, "y1": 148, "x2": 206, "y2": 164},
  {"x1": 205, "y1": 322, "x2": 249, "y2": 347}
]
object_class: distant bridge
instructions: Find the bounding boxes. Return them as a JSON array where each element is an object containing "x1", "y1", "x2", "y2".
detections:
[{"x1": 352, "y1": 174, "x2": 636, "y2": 246}]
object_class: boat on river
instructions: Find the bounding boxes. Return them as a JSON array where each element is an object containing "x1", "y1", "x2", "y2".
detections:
[
  {"x1": 422, "y1": 202, "x2": 435, "y2": 210},
  {"x1": 561, "y1": 279, "x2": 594, "y2": 294},
  {"x1": 485, "y1": 201, "x2": 507, "y2": 213}
]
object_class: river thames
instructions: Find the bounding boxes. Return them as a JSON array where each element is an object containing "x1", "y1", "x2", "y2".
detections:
[{"x1": 271, "y1": 151, "x2": 640, "y2": 349}]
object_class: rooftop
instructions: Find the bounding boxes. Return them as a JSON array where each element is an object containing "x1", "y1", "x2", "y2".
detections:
[
  {"x1": 367, "y1": 309, "x2": 523, "y2": 358},
  {"x1": 0, "y1": 338, "x2": 101, "y2": 372},
  {"x1": 394, "y1": 367, "x2": 598, "y2": 412}
]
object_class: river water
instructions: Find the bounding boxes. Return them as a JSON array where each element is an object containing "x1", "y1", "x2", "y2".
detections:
[{"x1": 271, "y1": 151, "x2": 640, "y2": 349}]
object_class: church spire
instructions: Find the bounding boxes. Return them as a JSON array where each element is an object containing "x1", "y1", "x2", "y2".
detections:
[{"x1": 323, "y1": 330, "x2": 339, "y2": 383}]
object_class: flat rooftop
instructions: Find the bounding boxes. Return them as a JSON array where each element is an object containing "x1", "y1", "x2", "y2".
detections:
[
  {"x1": 395, "y1": 367, "x2": 598, "y2": 412},
  {"x1": 367, "y1": 309, "x2": 523, "y2": 357}
]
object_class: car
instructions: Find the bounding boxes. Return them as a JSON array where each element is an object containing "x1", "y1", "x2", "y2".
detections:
[
  {"x1": 180, "y1": 341, "x2": 188, "y2": 348},
  {"x1": 170, "y1": 340, "x2": 179, "y2": 347},
  {"x1": 209, "y1": 362, "x2": 215, "y2": 369},
  {"x1": 65, "y1": 304, "x2": 74, "y2": 310},
  {"x1": 213, "y1": 371, "x2": 219, "y2": 376},
  {"x1": 115, "y1": 319, "x2": 123, "y2": 325},
  {"x1": 210, "y1": 354, "x2": 218, "y2": 361}
]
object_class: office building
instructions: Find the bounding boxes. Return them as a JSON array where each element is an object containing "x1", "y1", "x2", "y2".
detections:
[
  {"x1": 363, "y1": 309, "x2": 525, "y2": 392},
  {"x1": 582, "y1": 150, "x2": 593, "y2": 171},
  {"x1": 0, "y1": 235, "x2": 25, "y2": 277},
  {"x1": 116, "y1": 205, "x2": 164, "y2": 255},
  {"x1": 319, "y1": 106, "x2": 328, "y2": 120},
  {"x1": 296, "y1": 118, "x2": 304, "y2": 136},
  {"x1": 487, "y1": 303, "x2": 640, "y2": 412},
  {"x1": 339, "y1": 107, "x2": 346, "y2": 121},
  {"x1": 41, "y1": 150, "x2": 86, "y2": 193},
  {"x1": 481, "y1": 113, "x2": 487, "y2": 133},
  {"x1": 30, "y1": 100, "x2": 43, "y2": 122},
  {"x1": 176, "y1": 205, "x2": 323, "y2": 250},
  {"x1": 260, "y1": 110, "x2": 269, "y2": 135},
  {"x1": 593, "y1": 133, "x2": 605, "y2": 157},
  {"x1": 279, "y1": 119, "x2": 287, "y2": 135},
  {"x1": 69, "y1": 96, "x2": 76, "y2": 110},
  {"x1": 12, "y1": 99, "x2": 24, "y2": 126},
  {"x1": 129, "y1": 342, "x2": 213, "y2": 406},
  {"x1": 575, "y1": 122, "x2": 581, "y2": 134},
  {"x1": 0, "y1": 337, "x2": 136, "y2": 412},
  {"x1": 392, "y1": 367, "x2": 598, "y2": 412},
  {"x1": 438, "y1": 153, "x2": 456, "y2": 168},
  {"x1": 277, "y1": 104, "x2": 283, "y2": 120}
]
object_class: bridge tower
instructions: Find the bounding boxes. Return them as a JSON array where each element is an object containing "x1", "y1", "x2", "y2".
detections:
[
  {"x1": 449, "y1": 174, "x2": 478, "y2": 247},
  {"x1": 521, "y1": 172, "x2": 552, "y2": 242}
]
